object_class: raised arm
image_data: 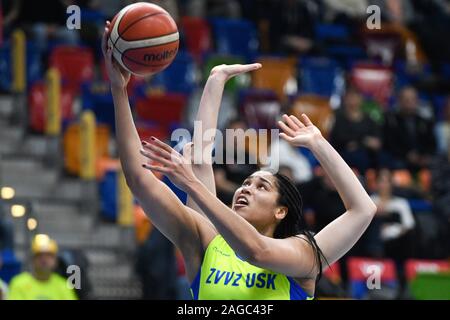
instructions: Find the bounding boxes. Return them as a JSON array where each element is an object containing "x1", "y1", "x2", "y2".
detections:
[
  {"x1": 141, "y1": 113, "x2": 376, "y2": 280},
  {"x1": 187, "y1": 64, "x2": 261, "y2": 215},
  {"x1": 278, "y1": 114, "x2": 377, "y2": 266},
  {"x1": 102, "y1": 22, "x2": 214, "y2": 278}
]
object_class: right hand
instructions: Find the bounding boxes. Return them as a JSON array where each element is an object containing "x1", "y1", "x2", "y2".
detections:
[
  {"x1": 209, "y1": 63, "x2": 262, "y2": 82},
  {"x1": 102, "y1": 21, "x2": 131, "y2": 89}
]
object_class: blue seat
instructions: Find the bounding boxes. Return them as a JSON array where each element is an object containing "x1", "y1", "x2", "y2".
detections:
[
  {"x1": 81, "y1": 82, "x2": 116, "y2": 132},
  {"x1": 394, "y1": 61, "x2": 432, "y2": 88},
  {"x1": 300, "y1": 57, "x2": 344, "y2": 97},
  {"x1": 0, "y1": 249, "x2": 22, "y2": 283},
  {"x1": 0, "y1": 40, "x2": 42, "y2": 92},
  {"x1": 210, "y1": 18, "x2": 259, "y2": 61},
  {"x1": 149, "y1": 51, "x2": 197, "y2": 94},
  {"x1": 315, "y1": 23, "x2": 350, "y2": 41},
  {"x1": 99, "y1": 169, "x2": 118, "y2": 222}
]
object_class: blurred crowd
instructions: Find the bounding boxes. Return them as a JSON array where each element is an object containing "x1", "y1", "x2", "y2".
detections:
[{"x1": 0, "y1": 0, "x2": 449, "y2": 299}]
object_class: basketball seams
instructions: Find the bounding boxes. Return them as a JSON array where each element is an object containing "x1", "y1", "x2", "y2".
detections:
[
  {"x1": 108, "y1": 3, "x2": 179, "y2": 76},
  {"x1": 119, "y1": 12, "x2": 171, "y2": 41},
  {"x1": 115, "y1": 32, "x2": 179, "y2": 52}
]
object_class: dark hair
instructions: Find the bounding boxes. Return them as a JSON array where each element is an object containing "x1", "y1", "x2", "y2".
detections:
[{"x1": 272, "y1": 173, "x2": 328, "y2": 280}]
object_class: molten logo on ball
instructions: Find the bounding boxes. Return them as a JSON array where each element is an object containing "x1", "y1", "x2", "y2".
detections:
[{"x1": 144, "y1": 49, "x2": 178, "y2": 62}]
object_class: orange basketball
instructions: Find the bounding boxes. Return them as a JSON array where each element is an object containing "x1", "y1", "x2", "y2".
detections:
[{"x1": 108, "y1": 2, "x2": 179, "y2": 76}]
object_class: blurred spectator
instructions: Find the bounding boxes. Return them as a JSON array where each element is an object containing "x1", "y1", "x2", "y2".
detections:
[
  {"x1": 322, "y1": 0, "x2": 369, "y2": 23},
  {"x1": 301, "y1": 166, "x2": 346, "y2": 234},
  {"x1": 370, "y1": 169, "x2": 416, "y2": 259},
  {"x1": 382, "y1": 86, "x2": 436, "y2": 172},
  {"x1": 135, "y1": 228, "x2": 178, "y2": 300},
  {"x1": 369, "y1": 0, "x2": 415, "y2": 26},
  {"x1": 213, "y1": 118, "x2": 259, "y2": 206},
  {"x1": 181, "y1": 0, "x2": 240, "y2": 18},
  {"x1": 268, "y1": 0, "x2": 320, "y2": 54},
  {"x1": 435, "y1": 96, "x2": 450, "y2": 154},
  {"x1": 330, "y1": 87, "x2": 382, "y2": 173},
  {"x1": 2, "y1": 0, "x2": 79, "y2": 54},
  {"x1": 430, "y1": 142, "x2": 450, "y2": 257},
  {"x1": 8, "y1": 234, "x2": 78, "y2": 300}
]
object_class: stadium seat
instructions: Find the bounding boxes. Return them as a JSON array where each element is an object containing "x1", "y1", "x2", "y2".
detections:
[
  {"x1": 252, "y1": 56, "x2": 297, "y2": 101},
  {"x1": 0, "y1": 40, "x2": 42, "y2": 92},
  {"x1": 99, "y1": 169, "x2": 118, "y2": 222},
  {"x1": 63, "y1": 122, "x2": 111, "y2": 177},
  {"x1": 405, "y1": 259, "x2": 450, "y2": 282},
  {"x1": 49, "y1": 45, "x2": 94, "y2": 94},
  {"x1": 148, "y1": 51, "x2": 197, "y2": 95},
  {"x1": 299, "y1": 57, "x2": 344, "y2": 98},
  {"x1": 180, "y1": 17, "x2": 212, "y2": 62},
  {"x1": 210, "y1": 18, "x2": 259, "y2": 61},
  {"x1": 240, "y1": 91, "x2": 281, "y2": 130},
  {"x1": 324, "y1": 262, "x2": 342, "y2": 285},
  {"x1": 350, "y1": 63, "x2": 394, "y2": 108},
  {"x1": 347, "y1": 257, "x2": 398, "y2": 299},
  {"x1": 0, "y1": 249, "x2": 21, "y2": 283},
  {"x1": 315, "y1": 23, "x2": 350, "y2": 42},
  {"x1": 135, "y1": 205, "x2": 152, "y2": 244},
  {"x1": 81, "y1": 82, "x2": 116, "y2": 131},
  {"x1": 391, "y1": 169, "x2": 413, "y2": 188},
  {"x1": 290, "y1": 95, "x2": 333, "y2": 138},
  {"x1": 136, "y1": 122, "x2": 170, "y2": 143},
  {"x1": 135, "y1": 93, "x2": 187, "y2": 131},
  {"x1": 28, "y1": 81, "x2": 75, "y2": 133}
]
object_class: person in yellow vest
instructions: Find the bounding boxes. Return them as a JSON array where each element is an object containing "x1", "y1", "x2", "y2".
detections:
[{"x1": 8, "y1": 234, "x2": 77, "y2": 300}]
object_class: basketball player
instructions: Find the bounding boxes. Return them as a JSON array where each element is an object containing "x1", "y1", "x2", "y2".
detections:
[{"x1": 102, "y1": 21, "x2": 376, "y2": 299}]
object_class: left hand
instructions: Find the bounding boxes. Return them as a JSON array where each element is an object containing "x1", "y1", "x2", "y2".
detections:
[
  {"x1": 277, "y1": 114, "x2": 323, "y2": 149},
  {"x1": 140, "y1": 137, "x2": 198, "y2": 191}
]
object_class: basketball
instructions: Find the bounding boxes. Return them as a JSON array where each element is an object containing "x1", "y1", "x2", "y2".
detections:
[{"x1": 108, "y1": 2, "x2": 179, "y2": 76}]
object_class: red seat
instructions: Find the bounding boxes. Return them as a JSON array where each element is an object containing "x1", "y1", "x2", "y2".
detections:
[
  {"x1": 135, "y1": 93, "x2": 187, "y2": 131},
  {"x1": 28, "y1": 81, "x2": 74, "y2": 133},
  {"x1": 348, "y1": 257, "x2": 397, "y2": 282},
  {"x1": 49, "y1": 46, "x2": 94, "y2": 94},
  {"x1": 324, "y1": 262, "x2": 342, "y2": 284},
  {"x1": 180, "y1": 17, "x2": 212, "y2": 62},
  {"x1": 350, "y1": 63, "x2": 394, "y2": 108},
  {"x1": 405, "y1": 259, "x2": 450, "y2": 282},
  {"x1": 136, "y1": 122, "x2": 169, "y2": 142}
]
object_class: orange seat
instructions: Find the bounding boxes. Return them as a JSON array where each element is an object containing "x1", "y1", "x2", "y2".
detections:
[
  {"x1": 134, "y1": 205, "x2": 153, "y2": 244},
  {"x1": 49, "y1": 46, "x2": 94, "y2": 94},
  {"x1": 418, "y1": 169, "x2": 431, "y2": 193},
  {"x1": 392, "y1": 169, "x2": 413, "y2": 187},
  {"x1": 252, "y1": 57, "x2": 297, "y2": 101},
  {"x1": 63, "y1": 122, "x2": 110, "y2": 178},
  {"x1": 290, "y1": 95, "x2": 333, "y2": 138}
]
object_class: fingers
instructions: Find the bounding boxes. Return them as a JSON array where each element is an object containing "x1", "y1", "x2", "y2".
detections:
[
  {"x1": 289, "y1": 115, "x2": 305, "y2": 128},
  {"x1": 279, "y1": 132, "x2": 294, "y2": 143},
  {"x1": 150, "y1": 137, "x2": 179, "y2": 156},
  {"x1": 182, "y1": 142, "x2": 194, "y2": 162},
  {"x1": 277, "y1": 120, "x2": 296, "y2": 137},
  {"x1": 142, "y1": 163, "x2": 169, "y2": 174},
  {"x1": 282, "y1": 114, "x2": 300, "y2": 131},
  {"x1": 142, "y1": 141, "x2": 172, "y2": 160},
  {"x1": 140, "y1": 148, "x2": 175, "y2": 168},
  {"x1": 301, "y1": 113, "x2": 313, "y2": 126}
]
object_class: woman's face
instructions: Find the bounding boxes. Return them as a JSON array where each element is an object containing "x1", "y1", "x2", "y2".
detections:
[{"x1": 231, "y1": 171, "x2": 285, "y2": 233}]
